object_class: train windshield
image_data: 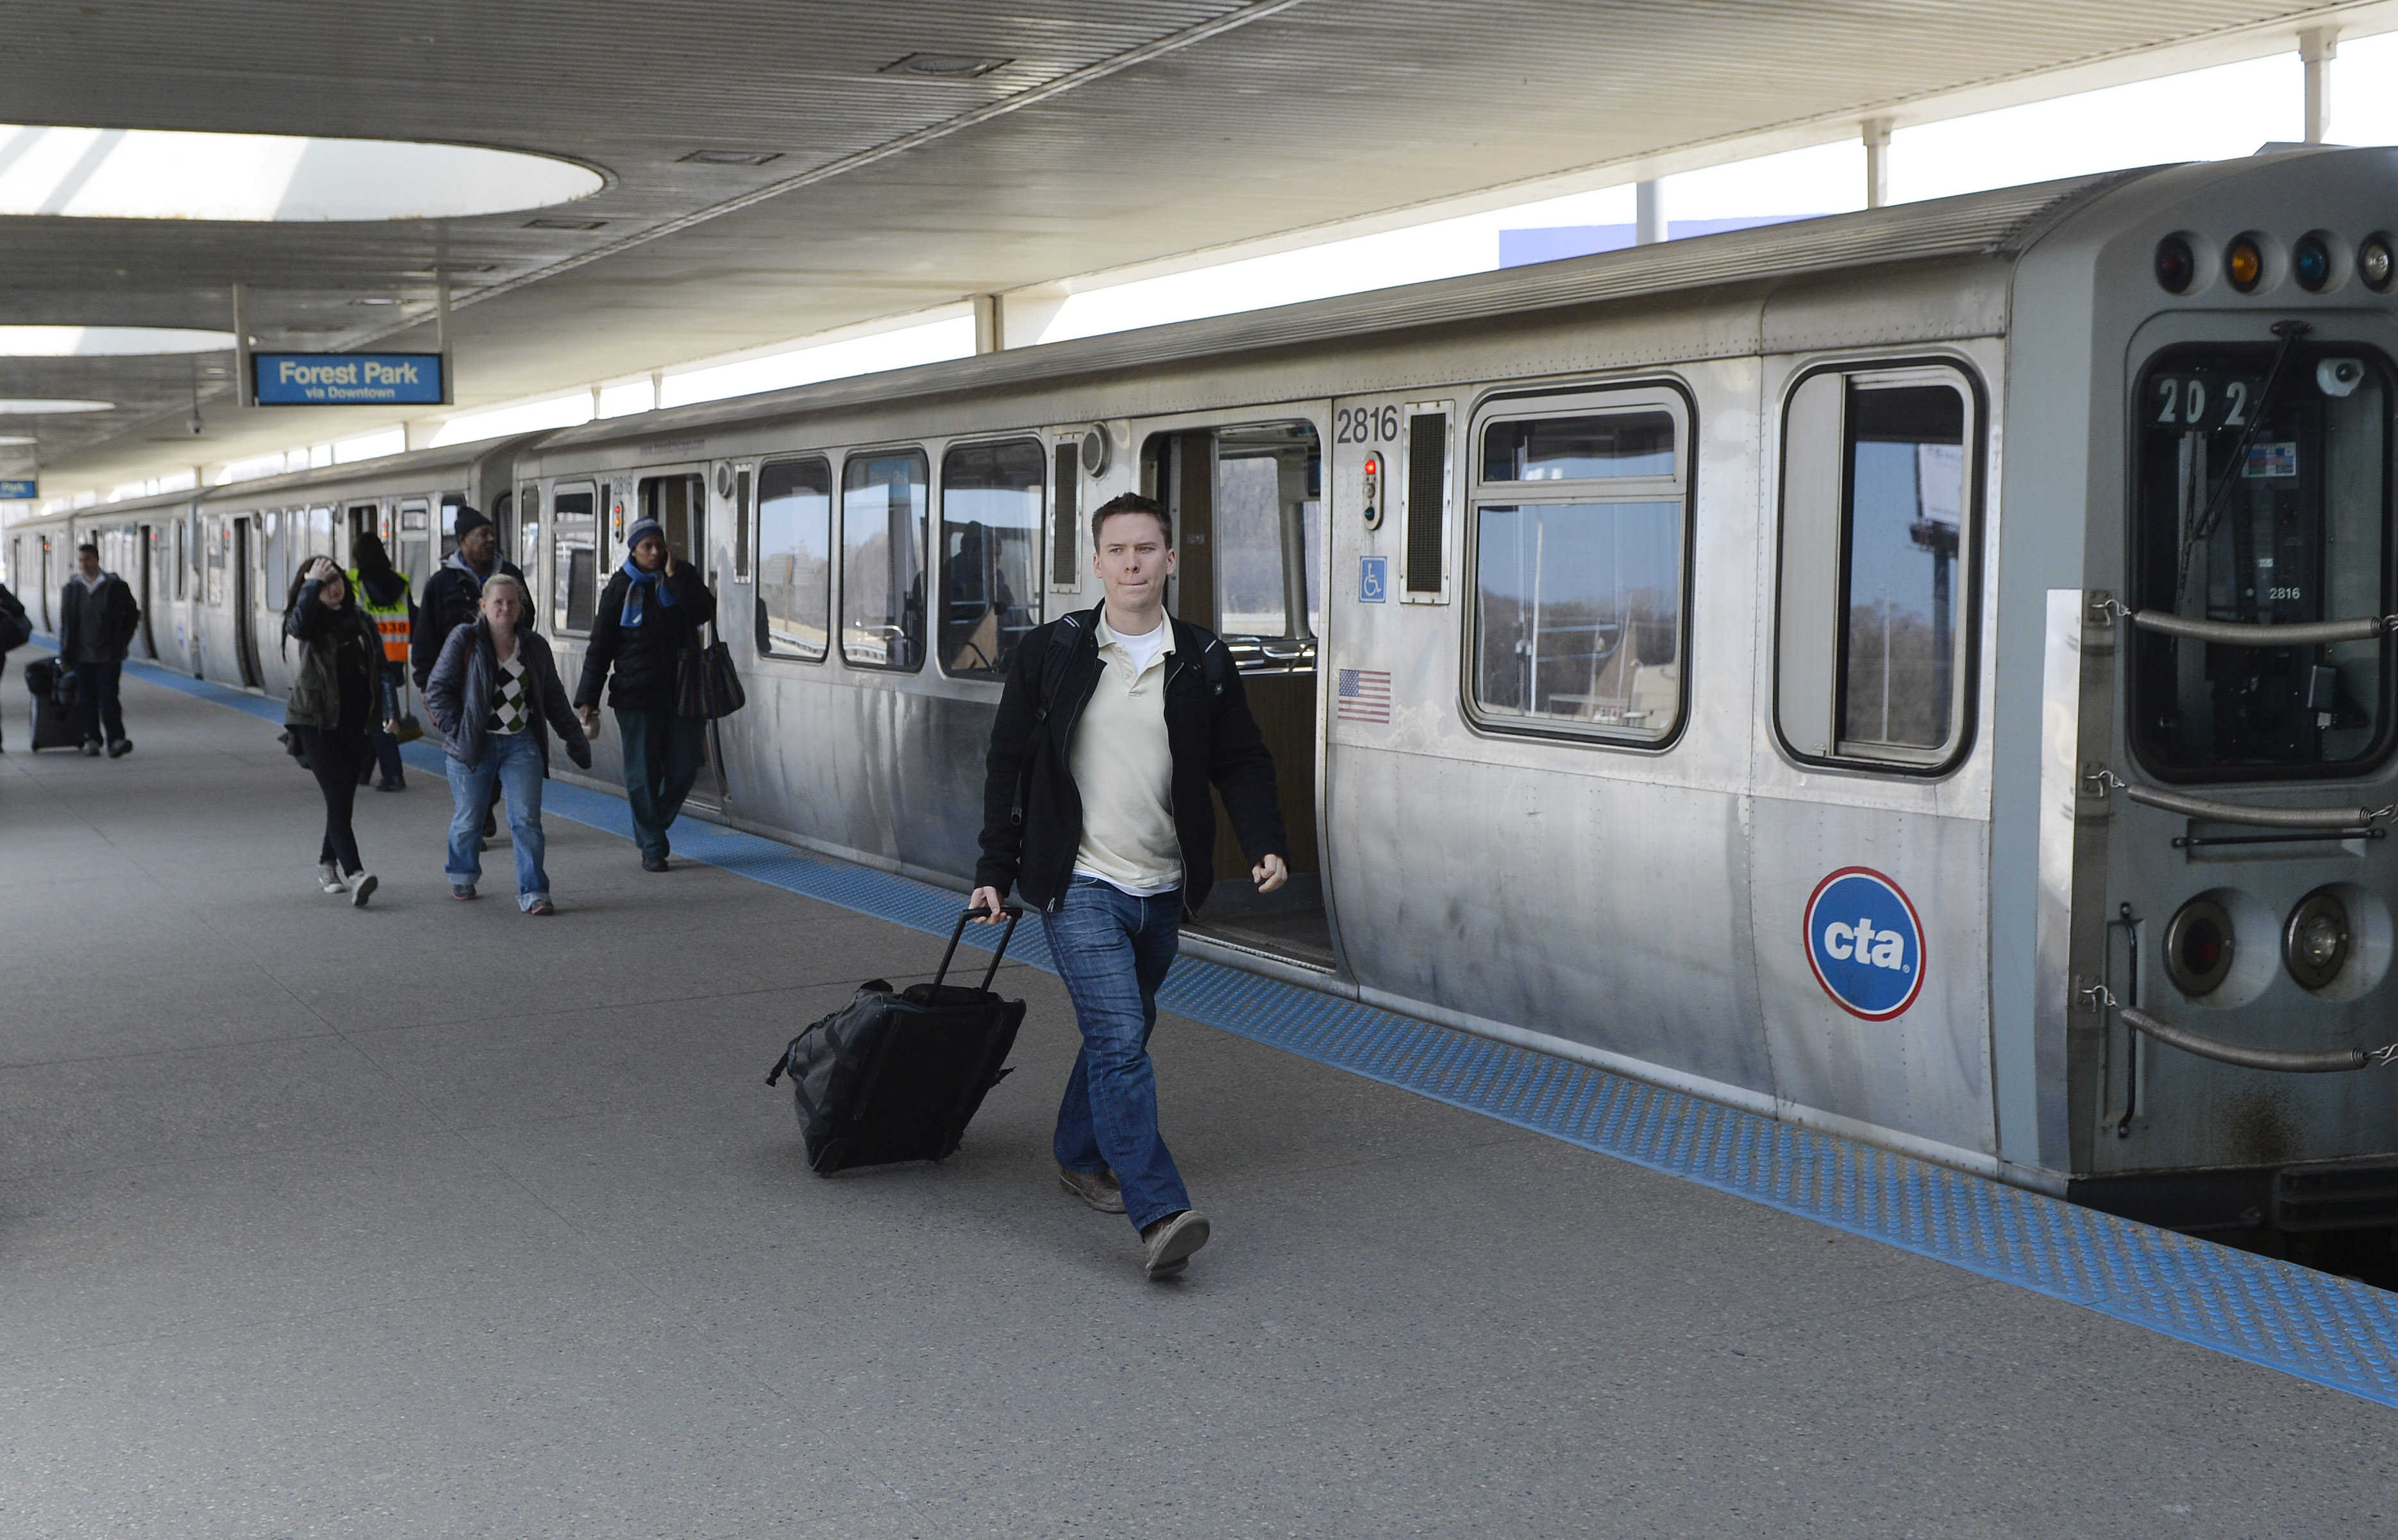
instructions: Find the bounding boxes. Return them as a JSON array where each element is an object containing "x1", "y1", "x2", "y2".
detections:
[{"x1": 2130, "y1": 342, "x2": 2395, "y2": 778}]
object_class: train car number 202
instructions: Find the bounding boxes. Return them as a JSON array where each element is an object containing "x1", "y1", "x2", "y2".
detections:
[{"x1": 1336, "y1": 405, "x2": 1401, "y2": 444}]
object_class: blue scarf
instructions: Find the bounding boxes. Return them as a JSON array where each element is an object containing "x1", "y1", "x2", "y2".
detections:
[{"x1": 619, "y1": 558, "x2": 678, "y2": 627}]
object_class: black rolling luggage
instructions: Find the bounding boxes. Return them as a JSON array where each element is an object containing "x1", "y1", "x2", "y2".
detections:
[
  {"x1": 23, "y1": 658, "x2": 81, "y2": 751},
  {"x1": 766, "y1": 905, "x2": 1028, "y2": 1175}
]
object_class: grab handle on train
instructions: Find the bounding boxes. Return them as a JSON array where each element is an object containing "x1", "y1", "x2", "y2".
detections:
[
  {"x1": 2092, "y1": 596, "x2": 2397, "y2": 649},
  {"x1": 2082, "y1": 984, "x2": 2398, "y2": 1073},
  {"x1": 2083, "y1": 767, "x2": 2398, "y2": 832}
]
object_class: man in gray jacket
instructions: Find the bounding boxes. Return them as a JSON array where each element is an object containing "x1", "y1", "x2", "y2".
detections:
[{"x1": 58, "y1": 542, "x2": 140, "y2": 758}]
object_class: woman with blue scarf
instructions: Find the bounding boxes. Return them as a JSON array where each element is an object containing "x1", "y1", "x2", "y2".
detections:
[{"x1": 574, "y1": 517, "x2": 717, "y2": 871}]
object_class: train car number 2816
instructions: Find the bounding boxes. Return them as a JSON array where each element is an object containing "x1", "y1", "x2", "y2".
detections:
[{"x1": 1336, "y1": 405, "x2": 1401, "y2": 444}]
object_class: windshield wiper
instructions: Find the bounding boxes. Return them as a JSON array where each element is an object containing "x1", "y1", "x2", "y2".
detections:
[{"x1": 2176, "y1": 319, "x2": 2312, "y2": 600}]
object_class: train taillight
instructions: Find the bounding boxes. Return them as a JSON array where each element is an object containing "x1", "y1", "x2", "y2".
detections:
[
  {"x1": 2154, "y1": 235, "x2": 2196, "y2": 294},
  {"x1": 2361, "y1": 235, "x2": 2395, "y2": 292},
  {"x1": 2293, "y1": 233, "x2": 2333, "y2": 292},
  {"x1": 2165, "y1": 897, "x2": 2235, "y2": 996},
  {"x1": 2225, "y1": 235, "x2": 2265, "y2": 294}
]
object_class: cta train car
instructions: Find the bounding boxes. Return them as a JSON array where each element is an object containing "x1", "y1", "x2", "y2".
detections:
[{"x1": 19, "y1": 148, "x2": 2398, "y2": 1250}]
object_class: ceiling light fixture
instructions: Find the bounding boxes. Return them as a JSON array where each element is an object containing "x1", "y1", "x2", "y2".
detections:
[
  {"x1": 0, "y1": 399, "x2": 112, "y2": 414},
  {"x1": 879, "y1": 52, "x2": 1012, "y2": 78},
  {"x1": 0, "y1": 123, "x2": 601, "y2": 221},
  {"x1": 525, "y1": 216, "x2": 607, "y2": 230},
  {"x1": 678, "y1": 149, "x2": 784, "y2": 167},
  {"x1": 0, "y1": 326, "x2": 233, "y2": 356}
]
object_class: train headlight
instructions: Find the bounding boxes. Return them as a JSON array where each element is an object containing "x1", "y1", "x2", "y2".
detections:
[
  {"x1": 2154, "y1": 235, "x2": 2197, "y2": 294},
  {"x1": 2283, "y1": 890, "x2": 2352, "y2": 990},
  {"x1": 2361, "y1": 235, "x2": 2395, "y2": 292},
  {"x1": 2293, "y1": 233, "x2": 2333, "y2": 292},
  {"x1": 2165, "y1": 897, "x2": 2236, "y2": 996},
  {"x1": 2226, "y1": 235, "x2": 2265, "y2": 294}
]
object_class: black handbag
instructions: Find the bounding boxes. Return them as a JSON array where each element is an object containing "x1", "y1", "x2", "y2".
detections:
[{"x1": 676, "y1": 626, "x2": 746, "y2": 719}]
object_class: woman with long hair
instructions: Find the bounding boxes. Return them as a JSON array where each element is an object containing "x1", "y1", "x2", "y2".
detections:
[
  {"x1": 283, "y1": 555, "x2": 397, "y2": 905},
  {"x1": 348, "y1": 531, "x2": 415, "y2": 792}
]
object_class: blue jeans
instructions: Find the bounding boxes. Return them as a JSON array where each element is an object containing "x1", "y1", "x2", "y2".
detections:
[
  {"x1": 71, "y1": 659, "x2": 124, "y2": 745},
  {"x1": 445, "y1": 732, "x2": 550, "y2": 908},
  {"x1": 1044, "y1": 876, "x2": 1189, "y2": 1231},
  {"x1": 614, "y1": 707, "x2": 708, "y2": 860}
]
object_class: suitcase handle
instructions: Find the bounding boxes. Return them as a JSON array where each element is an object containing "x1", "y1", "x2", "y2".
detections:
[{"x1": 935, "y1": 903, "x2": 1022, "y2": 993}]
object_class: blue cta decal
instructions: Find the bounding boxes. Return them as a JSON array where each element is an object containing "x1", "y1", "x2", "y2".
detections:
[{"x1": 1804, "y1": 867, "x2": 1925, "y2": 1021}]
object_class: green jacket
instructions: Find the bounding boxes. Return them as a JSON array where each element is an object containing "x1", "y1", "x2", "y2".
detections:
[{"x1": 283, "y1": 583, "x2": 396, "y2": 730}]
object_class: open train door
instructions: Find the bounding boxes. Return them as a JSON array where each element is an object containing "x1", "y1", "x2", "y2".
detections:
[
  {"x1": 231, "y1": 515, "x2": 262, "y2": 688},
  {"x1": 1142, "y1": 419, "x2": 1333, "y2": 969},
  {"x1": 637, "y1": 469, "x2": 725, "y2": 810}
]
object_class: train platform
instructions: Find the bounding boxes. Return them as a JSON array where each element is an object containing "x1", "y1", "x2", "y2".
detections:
[{"x1": 4, "y1": 647, "x2": 2397, "y2": 1538}]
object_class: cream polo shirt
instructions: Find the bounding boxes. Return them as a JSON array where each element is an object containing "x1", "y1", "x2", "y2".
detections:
[{"x1": 1069, "y1": 613, "x2": 1182, "y2": 896}]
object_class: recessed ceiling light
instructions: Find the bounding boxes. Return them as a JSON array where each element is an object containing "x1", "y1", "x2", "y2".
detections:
[
  {"x1": 526, "y1": 216, "x2": 607, "y2": 230},
  {"x1": 678, "y1": 148, "x2": 784, "y2": 167},
  {"x1": 0, "y1": 123, "x2": 601, "y2": 221},
  {"x1": 879, "y1": 52, "x2": 1012, "y2": 78},
  {"x1": 0, "y1": 399, "x2": 112, "y2": 414},
  {"x1": 0, "y1": 326, "x2": 233, "y2": 356},
  {"x1": 349, "y1": 297, "x2": 400, "y2": 306},
  {"x1": 0, "y1": 434, "x2": 37, "y2": 445}
]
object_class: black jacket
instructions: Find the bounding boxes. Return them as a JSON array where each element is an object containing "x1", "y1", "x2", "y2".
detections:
[
  {"x1": 976, "y1": 605, "x2": 1287, "y2": 915},
  {"x1": 58, "y1": 573, "x2": 140, "y2": 663},
  {"x1": 426, "y1": 617, "x2": 592, "y2": 776},
  {"x1": 574, "y1": 563, "x2": 717, "y2": 713},
  {"x1": 411, "y1": 555, "x2": 527, "y2": 691}
]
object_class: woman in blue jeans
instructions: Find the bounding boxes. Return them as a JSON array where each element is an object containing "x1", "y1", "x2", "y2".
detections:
[{"x1": 424, "y1": 574, "x2": 591, "y2": 914}]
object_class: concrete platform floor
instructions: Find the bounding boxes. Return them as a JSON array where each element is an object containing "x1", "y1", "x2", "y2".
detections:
[{"x1": 3, "y1": 658, "x2": 2396, "y2": 1539}]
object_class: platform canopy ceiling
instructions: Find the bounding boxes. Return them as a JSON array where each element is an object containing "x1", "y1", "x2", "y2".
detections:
[{"x1": 5, "y1": 0, "x2": 2390, "y2": 487}]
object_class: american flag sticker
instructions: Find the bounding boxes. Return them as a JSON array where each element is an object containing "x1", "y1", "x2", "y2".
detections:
[{"x1": 1336, "y1": 667, "x2": 1392, "y2": 724}]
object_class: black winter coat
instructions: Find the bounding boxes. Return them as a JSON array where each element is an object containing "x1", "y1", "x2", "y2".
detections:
[
  {"x1": 58, "y1": 573, "x2": 140, "y2": 663},
  {"x1": 410, "y1": 556, "x2": 527, "y2": 691},
  {"x1": 574, "y1": 563, "x2": 716, "y2": 713},
  {"x1": 975, "y1": 605, "x2": 1287, "y2": 916}
]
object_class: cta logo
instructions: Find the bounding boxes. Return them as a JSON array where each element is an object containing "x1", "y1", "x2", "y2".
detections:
[{"x1": 1804, "y1": 867, "x2": 1925, "y2": 1021}]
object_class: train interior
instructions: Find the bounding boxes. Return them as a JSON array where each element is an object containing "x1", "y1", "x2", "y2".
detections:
[{"x1": 1145, "y1": 423, "x2": 1332, "y2": 968}]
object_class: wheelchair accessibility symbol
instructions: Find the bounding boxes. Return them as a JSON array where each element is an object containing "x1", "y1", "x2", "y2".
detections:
[{"x1": 1360, "y1": 555, "x2": 1388, "y2": 603}]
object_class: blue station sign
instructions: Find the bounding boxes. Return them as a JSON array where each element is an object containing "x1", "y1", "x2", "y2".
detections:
[
  {"x1": 1804, "y1": 867, "x2": 1926, "y2": 1021},
  {"x1": 253, "y1": 353, "x2": 446, "y2": 407},
  {"x1": 0, "y1": 478, "x2": 36, "y2": 499}
]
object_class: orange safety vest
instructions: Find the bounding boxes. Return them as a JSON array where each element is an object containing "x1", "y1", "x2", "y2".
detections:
[{"x1": 351, "y1": 567, "x2": 411, "y2": 664}]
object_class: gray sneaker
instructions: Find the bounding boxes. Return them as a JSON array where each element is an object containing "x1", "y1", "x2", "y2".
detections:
[
  {"x1": 317, "y1": 862, "x2": 346, "y2": 894},
  {"x1": 1058, "y1": 1167, "x2": 1126, "y2": 1214},
  {"x1": 1140, "y1": 1210, "x2": 1211, "y2": 1279},
  {"x1": 345, "y1": 871, "x2": 378, "y2": 908}
]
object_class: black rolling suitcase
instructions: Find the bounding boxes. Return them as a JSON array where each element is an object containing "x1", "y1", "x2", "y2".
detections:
[
  {"x1": 23, "y1": 658, "x2": 82, "y2": 751},
  {"x1": 766, "y1": 906, "x2": 1028, "y2": 1175}
]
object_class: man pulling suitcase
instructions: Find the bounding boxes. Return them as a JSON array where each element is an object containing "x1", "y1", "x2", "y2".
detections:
[{"x1": 970, "y1": 492, "x2": 1287, "y2": 1281}]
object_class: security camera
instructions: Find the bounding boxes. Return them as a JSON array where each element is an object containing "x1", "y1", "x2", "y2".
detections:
[
  {"x1": 186, "y1": 409, "x2": 205, "y2": 436},
  {"x1": 2318, "y1": 358, "x2": 2366, "y2": 398}
]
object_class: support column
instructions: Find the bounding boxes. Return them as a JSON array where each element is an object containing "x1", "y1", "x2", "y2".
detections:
[
  {"x1": 971, "y1": 293, "x2": 1003, "y2": 353},
  {"x1": 1634, "y1": 180, "x2": 1664, "y2": 247},
  {"x1": 2302, "y1": 28, "x2": 2338, "y2": 144},
  {"x1": 1863, "y1": 118, "x2": 1893, "y2": 210}
]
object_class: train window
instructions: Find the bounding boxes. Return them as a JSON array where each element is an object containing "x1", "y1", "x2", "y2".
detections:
[
  {"x1": 939, "y1": 439, "x2": 1043, "y2": 679},
  {"x1": 1466, "y1": 391, "x2": 1689, "y2": 742},
  {"x1": 756, "y1": 457, "x2": 832, "y2": 661},
  {"x1": 549, "y1": 484, "x2": 598, "y2": 635},
  {"x1": 1776, "y1": 364, "x2": 1979, "y2": 771},
  {"x1": 1214, "y1": 422, "x2": 1321, "y2": 671},
  {"x1": 2129, "y1": 343, "x2": 2395, "y2": 780},
  {"x1": 841, "y1": 448, "x2": 928, "y2": 671}
]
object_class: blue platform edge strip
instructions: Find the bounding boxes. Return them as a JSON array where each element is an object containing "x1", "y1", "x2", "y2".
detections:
[{"x1": 103, "y1": 650, "x2": 2398, "y2": 1409}]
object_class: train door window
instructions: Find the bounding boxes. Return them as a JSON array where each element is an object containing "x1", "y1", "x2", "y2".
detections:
[
  {"x1": 2129, "y1": 343, "x2": 2396, "y2": 779},
  {"x1": 262, "y1": 510, "x2": 288, "y2": 603},
  {"x1": 756, "y1": 457, "x2": 832, "y2": 660},
  {"x1": 517, "y1": 485, "x2": 541, "y2": 599},
  {"x1": 549, "y1": 483, "x2": 599, "y2": 634},
  {"x1": 440, "y1": 500, "x2": 458, "y2": 562},
  {"x1": 732, "y1": 466, "x2": 751, "y2": 580},
  {"x1": 1466, "y1": 390, "x2": 1690, "y2": 743},
  {"x1": 1213, "y1": 422, "x2": 1321, "y2": 671},
  {"x1": 841, "y1": 448, "x2": 928, "y2": 671},
  {"x1": 1776, "y1": 364, "x2": 1978, "y2": 770},
  {"x1": 939, "y1": 439, "x2": 1044, "y2": 679},
  {"x1": 1052, "y1": 441, "x2": 1080, "y2": 594},
  {"x1": 639, "y1": 474, "x2": 706, "y2": 568}
]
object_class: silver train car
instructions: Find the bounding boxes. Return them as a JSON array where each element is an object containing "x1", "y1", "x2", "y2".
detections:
[{"x1": 17, "y1": 149, "x2": 2398, "y2": 1251}]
